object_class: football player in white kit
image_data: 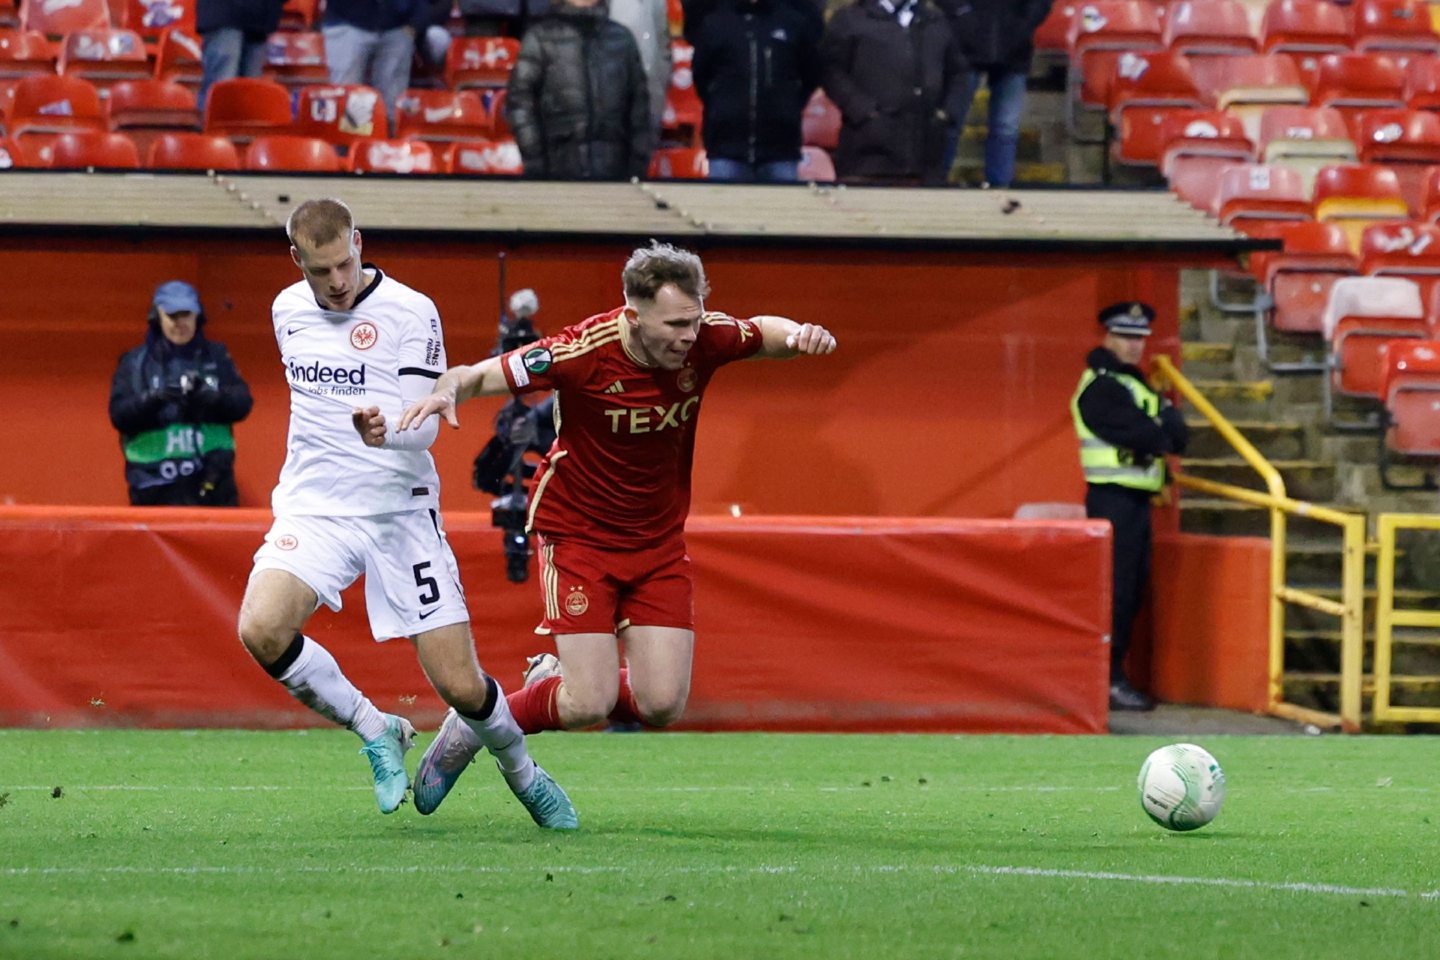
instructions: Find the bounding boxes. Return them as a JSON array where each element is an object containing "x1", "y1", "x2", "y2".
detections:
[{"x1": 235, "y1": 198, "x2": 576, "y2": 828}]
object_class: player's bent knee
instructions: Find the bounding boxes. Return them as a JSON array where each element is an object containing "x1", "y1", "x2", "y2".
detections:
[{"x1": 636, "y1": 690, "x2": 688, "y2": 728}]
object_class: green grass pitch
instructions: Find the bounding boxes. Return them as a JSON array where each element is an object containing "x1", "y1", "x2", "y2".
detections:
[{"x1": 0, "y1": 730, "x2": 1435, "y2": 959}]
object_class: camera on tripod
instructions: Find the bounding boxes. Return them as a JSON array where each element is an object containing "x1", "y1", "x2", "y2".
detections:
[{"x1": 474, "y1": 279, "x2": 553, "y2": 583}]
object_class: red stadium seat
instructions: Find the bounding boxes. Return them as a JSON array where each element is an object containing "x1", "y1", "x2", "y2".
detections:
[
  {"x1": 479, "y1": 87, "x2": 508, "y2": 137},
  {"x1": 48, "y1": 128, "x2": 139, "y2": 167},
  {"x1": 1252, "y1": 220, "x2": 1358, "y2": 341},
  {"x1": 1307, "y1": 53, "x2": 1407, "y2": 140},
  {"x1": 8, "y1": 73, "x2": 106, "y2": 160},
  {"x1": 295, "y1": 83, "x2": 385, "y2": 147},
  {"x1": 1216, "y1": 161, "x2": 1313, "y2": 232},
  {"x1": 647, "y1": 145, "x2": 707, "y2": 179},
  {"x1": 1355, "y1": 109, "x2": 1440, "y2": 212},
  {"x1": 443, "y1": 136, "x2": 522, "y2": 175},
  {"x1": 106, "y1": 77, "x2": 199, "y2": 156},
  {"x1": 1034, "y1": 2, "x2": 1074, "y2": 54},
  {"x1": 1160, "y1": 110, "x2": 1255, "y2": 213},
  {"x1": 798, "y1": 144, "x2": 836, "y2": 182},
  {"x1": 204, "y1": 76, "x2": 291, "y2": 142},
  {"x1": 1313, "y1": 162, "x2": 1411, "y2": 250},
  {"x1": 1201, "y1": 53, "x2": 1308, "y2": 143},
  {"x1": 1259, "y1": 104, "x2": 1357, "y2": 192},
  {"x1": 1403, "y1": 56, "x2": 1440, "y2": 112},
  {"x1": 124, "y1": 0, "x2": 192, "y2": 42},
  {"x1": 1381, "y1": 339, "x2": 1440, "y2": 460},
  {"x1": 0, "y1": 0, "x2": 15, "y2": 28},
  {"x1": 278, "y1": 0, "x2": 318, "y2": 31},
  {"x1": 1353, "y1": 0, "x2": 1440, "y2": 64},
  {"x1": 662, "y1": 38, "x2": 700, "y2": 146},
  {"x1": 1065, "y1": 0, "x2": 1164, "y2": 138},
  {"x1": 1106, "y1": 50, "x2": 1209, "y2": 166},
  {"x1": 1421, "y1": 165, "x2": 1440, "y2": 222},
  {"x1": 244, "y1": 133, "x2": 340, "y2": 171},
  {"x1": 444, "y1": 35, "x2": 519, "y2": 91},
  {"x1": 1163, "y1": 0, "x2": 1258, "y2": 59},
  {"x1": 262, "y1": 30, "x2": 327, "y2": 88},
  {"x1": 58, "y1": 28, "x2": 150, "y2": 91},
  {"x1": 154, "y1": 26, "x2": 202, "y2": 89},
  {"x1": 1358, "y1": 220, "x2": 1440, "y2": 306},
  {"x1": 348, "y1": 136, "x2": 437, "y2": 173},
  {"x1": 1323, "y1": 275, "x2": 1427, "y2": 402},
  {"x1": 801, "y1": 88, "x2": 839, "y2": 150},
  {"x1": 21, "y1": 0, "x2": 110, "y2": 38},
  {"x1": 394, "y1": 88, "x2": 489, "y2": 142},
  {"x1": 1261, "y1": 0, "x2": 1350, "y2": 70},
  {"x1": 0, "y1": 134, "x2": 32, "y2": 166},
  {"x1": 146, "y1": 130, "x2": 240, "y2": 169},
  {"x1": 0, "y1": 27, "x2": 55, "y2": 78}
]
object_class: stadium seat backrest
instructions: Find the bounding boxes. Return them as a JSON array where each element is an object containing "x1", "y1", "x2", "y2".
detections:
[
  {"x1": 1034, "y1": 2, "x2": 1074, "y2": 52},
  {"x1": 146, "y1": 130, "x2": 239, "y2": 168},
  {"x1": 1162, "y1": 0, "x2": 1259, "y2": 57},
  {"x1": 394, "y1": 88, "x2": 489, "y2": 142},
  {"x1": 1354, "y1": 0, "x2": 1440, "y2": 59},
  {"x1": 1204, "y1": 53, "x2": 1308, "y2": 141},
  {"x1": 1357, "y1": 108, "x2": 1440, "y2": 163},
  {"x1": 48, "y1": 128, "x2": 138, "y2": 167},
  {"x1": 798, "y1": 144, "x2": 835, "y2": 182},
  {"x1": 1380, "y1": 339, "x2": 1440, "y2": 454},
  {"x1": 444, "y1": 135, "x2": 521, "y2": 175},
  {"x1": 0, "y1": 134, "x2": 32, "y2": 166},
  {"x1": 444, "y1": 35, "x2": 519, "y2": 91},
  {"x1": 0, "y1": 27, "x2": 54, "y2": 78},
  {"x1": 1324, "y1": 275, "x2": 1427, "y2": 396},
  {"x1": 1313, "y1": 162, "x2": 1409, "y2": 214},
  {"x1": 647, "y1": 145, "x2": 707, "y2": 179},
  {"x1": 106, "y1": 76, "x2": 196, "y2": 127},
  {"x1": 295, "y1": 83, "x2": 384, "y2": 145},
  {"x1": 9, "y1": 73, "x2": 105, "y2": 140},
  {"x1": 348, "y1": 136, "x2": 437, "y2": 173},
  {"x1": 1253, "y1": 220, "x2": 1358, "y2": 333},
  {"x1": 801, "y1": 88, "x2": 839, "y2": 150},
  {"x1": 1403, "y1": 56, "x2": 1440, "y2": 112},
  {"x1": 1067, "y1": 1, "x2": 1165, "y2": 108},
  {"x1": 1261, "y1": 0, "x2": 1350, "y2": 61},
  {"x1": 58, "y1": 28, "x2": 149, "y2": 86},
  {"x1": 124, "y1": 0, "x2": 192, "y2": 41},
  {"x1": 154, "y1": 26, "x2": 202, "y2": 87},
  {"x1": 1107, "y1": 50, "x2": 1209, "y2": 166},
  {"x1": 278, "y1": 0, "x2": 317, "y2": 31},
  {"x1": 21, "y1": 0, "x2": 111, "y2": 37},
  {"x1": 1217, "y1": 161, "x2": 1313, "y2": 229},
  {"x1": 1160, "y1": 109, "x2": 1255, "y2": 211},
  {"x1": 204, "y1": 76, "x2": 291, "y2": 140},
  {"x1": 1308, "y1": 52, "x2": 1407, "y2": 138},
  {"x1": 244, "y1": 132, "x2": 339, "y2": 171},
  {"x1": 263, "y1": 30, "x2": 327, "y2": 87}
]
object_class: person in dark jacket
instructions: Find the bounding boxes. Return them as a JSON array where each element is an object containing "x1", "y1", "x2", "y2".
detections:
[
  {"x1": 109, "y1": 281, "x2": 254, "y2": 507},
  {"x1": 195, "y1": 0, "x2": 287, "y2": 110},
  {"x1": 684, "y1": 0, "x2": 823, "y2": 183},
  {"x1": 938, "y1": 0, "x2": 1053, "y2": 186},
  {"x1": 324, "y1": 0, "x2": 432, "y2": 129},
  {"x1": 506, "y1": 0, "x2": 654, "y2": 180},
  {"x1": 819, "y1": 0, "x2": 966, "y2": 185},
  {"x1": 1070, "y1": 302, "x2": 1188, "y2": 712}
]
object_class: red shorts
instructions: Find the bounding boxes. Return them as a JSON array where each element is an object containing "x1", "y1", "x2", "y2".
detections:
[{"x1": 535, "y1": 534, "x2": 694, "y2": 635}]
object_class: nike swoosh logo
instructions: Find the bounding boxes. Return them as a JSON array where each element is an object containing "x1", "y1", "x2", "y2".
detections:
[{"x1": 418, "y1": 608, "x2": 440, "y2": 620}]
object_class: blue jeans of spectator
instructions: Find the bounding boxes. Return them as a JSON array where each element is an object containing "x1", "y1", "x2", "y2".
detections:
[
  {"x1": 943, "y1": 66, "x2": 1028, "y2": 187},
  {"x1": 707, "y1": 158, "x2": 799, "y2": 183},
  {"x1": 198, "y1": 28, "x2": 268, "y2": 112},
  {"x1": 323, "y1": 23, "x2": 416, "y2": 133}
]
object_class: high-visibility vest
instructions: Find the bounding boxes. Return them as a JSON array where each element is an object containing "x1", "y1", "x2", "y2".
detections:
[{"x1": 1070, "y1": 367, "x2": 1165, "y2": 492}]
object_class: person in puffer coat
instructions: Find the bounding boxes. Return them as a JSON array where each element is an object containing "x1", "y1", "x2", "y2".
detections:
[
  {"x1": 819, "y1": 0, "x2": 966, "y2": 185},
  {"x1": 506, "y1": 0, "x2": 655, "y2": 180}
]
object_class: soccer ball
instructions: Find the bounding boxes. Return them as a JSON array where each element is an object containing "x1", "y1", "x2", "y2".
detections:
[{"x1": 1137, "y1": 743, "x2": 1225, "y2": 832}]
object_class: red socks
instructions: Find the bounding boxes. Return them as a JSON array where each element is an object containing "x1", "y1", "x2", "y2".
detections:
[{"x1": 506, "y1": 668, "x2": 645, "y2": 732}]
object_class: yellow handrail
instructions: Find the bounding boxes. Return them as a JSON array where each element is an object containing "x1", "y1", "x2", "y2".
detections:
[{"x1": 1153, "y1": 354, "x2": 1367, "y2": 732}]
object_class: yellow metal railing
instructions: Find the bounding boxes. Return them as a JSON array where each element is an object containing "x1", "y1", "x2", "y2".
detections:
[
  {"x1": 1153, "y1": 355, "x2": 1367, "y2": 732},
  {"x1": 1374, "y1": 514, "x2": 1440, "y2": 724}
]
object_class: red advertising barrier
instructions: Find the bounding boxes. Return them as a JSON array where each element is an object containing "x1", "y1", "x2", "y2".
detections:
[{"x1": 0, "y1": 507, "x2": 1112, "y2": 734}]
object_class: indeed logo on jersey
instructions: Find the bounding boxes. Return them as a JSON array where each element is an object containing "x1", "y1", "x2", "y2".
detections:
[
  {"x1": 604, "y1": 397, "x2": 700, "y2": 434},
  {"x1": 287, "y1": 359, "x2": 367, "y2": 396}
]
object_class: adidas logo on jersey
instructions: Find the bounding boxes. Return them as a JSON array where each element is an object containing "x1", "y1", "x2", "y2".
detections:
[{"x1": 603, "y1": 380, "x2": 625, "y2": 394}]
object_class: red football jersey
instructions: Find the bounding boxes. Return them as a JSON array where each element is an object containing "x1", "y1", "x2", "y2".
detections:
[{"x1": 500, "y1": 307, "x2": 763, "y2": 549}]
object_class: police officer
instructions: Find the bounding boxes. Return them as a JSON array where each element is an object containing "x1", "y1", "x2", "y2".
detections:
[
  {"x1": 1071, "y1": 301, "x2": 1188, "y2": 712},
  {"x1": 108, "y1": 280, "x2": 254, "y2": 506}
]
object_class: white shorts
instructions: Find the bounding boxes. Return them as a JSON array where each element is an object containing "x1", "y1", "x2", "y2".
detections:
[{"x1": 251, "y1": 509, "x2": 469, "y2": 641}]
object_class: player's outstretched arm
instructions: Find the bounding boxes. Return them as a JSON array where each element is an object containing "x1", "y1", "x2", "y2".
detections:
[
  {"x1": 397, "y1": 355, "x2": 511, "y2": 432},
  {"x1": 751, "y1": 315, "x2": 838, "y2": 359}
]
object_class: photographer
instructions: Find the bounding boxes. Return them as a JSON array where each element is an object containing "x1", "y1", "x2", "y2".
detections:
[{"x1": 108, "y1": 280, "x2": 253, "y2": 506}]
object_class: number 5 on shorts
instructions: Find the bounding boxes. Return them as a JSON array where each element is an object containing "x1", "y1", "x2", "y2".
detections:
[{"x1": 413, "y1": 562, "x2": 440, "y2": 605}]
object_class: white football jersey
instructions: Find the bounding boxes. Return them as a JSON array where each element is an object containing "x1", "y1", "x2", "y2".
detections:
[{"x1": 270, "y1": 266, "x2": 446, "y2": 517}]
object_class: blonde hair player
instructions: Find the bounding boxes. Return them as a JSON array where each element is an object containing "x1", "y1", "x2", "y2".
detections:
[
  {"x1": 375, "y1": 240, "x2": 838, "y2": 814},
  {"x1": 236, "y1": 197, "x2": 577, "y2": 828}
]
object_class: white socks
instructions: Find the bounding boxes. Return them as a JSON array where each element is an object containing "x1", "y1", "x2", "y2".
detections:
[
  {"x1": 277, "y1": 636, "x2": 389, "y2": 743},
  {"x1": 459, "y1": 682, "x2": 536, "y2": 792}
]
